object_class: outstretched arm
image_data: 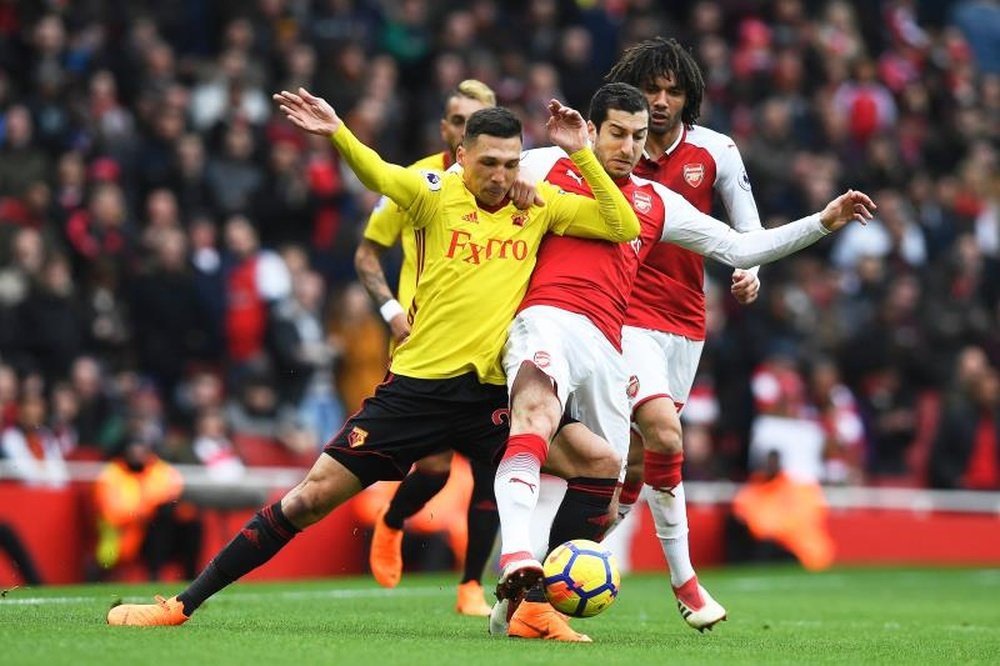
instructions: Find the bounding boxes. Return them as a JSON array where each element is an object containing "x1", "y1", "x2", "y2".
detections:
[
  {"x1": 546, "y1": 99, "x2": 639, "y2": 242},
  {"x1": 274, "y1": 88, "x2": 424, "y2": 212},
  {"x1": 660, "y1": 187, "x2": 876, "y2": 268}
]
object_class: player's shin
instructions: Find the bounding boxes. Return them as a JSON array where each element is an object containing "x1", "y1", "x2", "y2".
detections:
[
  {"x1": 644, "y1": 450, "x2": 695, "y2": 587},
  {"x1": 494, "y1": 433, "x2": 548, "y2": 563},
  {"x1": 606, "y1": 477, "x2": 643, "y2": 534},
  {"x1": 462, "y1": 458, "x2": 500, "y2": 584},
  {"x1": 177, "y1": 501, "x2": 300, "y2": 615},
  {"x1": 548, "y1": 476, "x2": 618, "y2": 549},
  {"x1": 385, "y1": 469, "x2": 449, "y2": 529}
]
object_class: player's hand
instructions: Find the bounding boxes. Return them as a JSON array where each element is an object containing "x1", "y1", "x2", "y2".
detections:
[
  {"x1": 546, "y1": 99, "x2": 588, "y2": 155},
  {"x1": 731, "y1": 269, "x2": 759, "y2": 305},
  {"x1": 819, "y1": 189, "x2": 876, "y2": 232},
  {"x1": 388, "y1": 313, "x2": 411, "y2": 344},
  {"x1": 510, "y1": 176, "x2": 545, "y2": 209},
  {"x1": 273, "y1": 87, "x2": 342, "y2": 137}
]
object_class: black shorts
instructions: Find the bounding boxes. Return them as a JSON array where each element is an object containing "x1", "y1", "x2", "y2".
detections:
[{"x1": 324, "y1": 372, "x2": 510, "y2": 487}]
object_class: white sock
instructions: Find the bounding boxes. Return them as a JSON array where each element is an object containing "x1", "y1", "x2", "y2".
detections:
[
  {"x1": 645, "y1": 481, "x2": 695, "y2": 587},
  {"x1": 528, "y1": 474, "x2": 567, "y2": 560},
  {"x1": 495, "y1": 453, "x2": 543, "y2": 560}
]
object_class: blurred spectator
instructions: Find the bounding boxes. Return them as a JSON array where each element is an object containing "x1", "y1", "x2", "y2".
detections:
[
  {"x1": 129, "y1": 227, "x2": 211, "y2": 411},
  {"x1": 808, "y1": 359, "x2": 865, "y2": 484},
  {"x1": 69, "y1": 356, "x2": 121, "y2": 453},
  {"x1": 0, "y1": 364, "x2": 18, "y2": 428},
  {"x1": 930, "y1": 361, "x2": 1000, "y2": 490},
  {"x1": 191, "y1": 407, "x2": 245, "y2": 482},
  {"x1": 221, "y1": 215, "x2": 291, "y2": 373},
  {"x1": 92, "y1": 432, "x2": 201, "y2": 581},
  {"x1": 0, "y1": 392, "x2": 68, "y2": 487},
  {"x1": 49, "y1": 380, "x2": 79, "y2": 459},
  {"x1": 16, "y1": 254, "x2": 85, "y2": 383},
  {"x1": 225, "y1": 364, "x2": 315, "y2": 458},
  {"x1": 64, "y1": 182, "x2": 134, "y2": 283},
  {"x1": 268, "y1": 270, "x2": 344, "y2": 445},
  {"x1": 0, "y1": 105, "x2": 50, "y2": 198},
  {"x1": 204, "y1": 123, "x2": 263, "y2": 217},
  {"x1": 330, "y1": 283, "x2": 389, "y2": 414},
  {"x1": 728, "y1": 449, "x2": 835, "y2": 571}
]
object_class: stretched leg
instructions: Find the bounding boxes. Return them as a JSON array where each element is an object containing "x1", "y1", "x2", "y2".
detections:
[
  {"x1": 544, "y1": 423, "x2": 620, "y2": 549},
  {"x1": 108, "y1": 454, "x2": 363, "y2": 626},
  {"x1": 636, "y1": 397, "x2": 725, "y2": 631},
  {"x1": 490, "y1": 360, "x2": 561, "y2": 640},
  {"x1": 0, "y1": 523, "x2": 43, "y2": 586},
  {"x1": 141, "y1": 505, "x2": 179, "y2": 582},
  {"x1": 503, "y1": 423, "x2": 620, "y2": 643},
  {"x1": 370, "y1": 451, "x2": 451, "y2": 588},
  {"x1": 455, "y1": 457, "x2": 499, "y2": 616},
  {"x1": 494, "y1": 361, "x2": 559, "y2": 580}
]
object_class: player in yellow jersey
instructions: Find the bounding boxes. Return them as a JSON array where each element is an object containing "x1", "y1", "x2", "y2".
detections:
[
  {"x1": 354, "y1": 80, "x2": 501, "y2": 615},
  {"x1": 106, "y1": 87, "x2": 638, "y2": 627}
]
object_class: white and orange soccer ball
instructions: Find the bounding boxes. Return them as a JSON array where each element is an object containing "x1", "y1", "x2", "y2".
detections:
[{"x1": 542, "y1": 539, "x2": 621, "y2": 618}]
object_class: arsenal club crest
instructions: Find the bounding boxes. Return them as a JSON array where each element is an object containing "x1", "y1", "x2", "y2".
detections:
[
  {"x1": 533, "y1": 351, "x2": 551, "y2": 368},
  {"x1": 627, "y1": 375, "x2": 640, "y2": 399},
  {"x1": 632, "y1": 190, "x2": 653, "y2": 214},
  {"x1": 683, "y1": 163, "x2": 705, "y2": 188}
]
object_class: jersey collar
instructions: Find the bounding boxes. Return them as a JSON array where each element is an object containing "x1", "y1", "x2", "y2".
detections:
[{"x1": 642, "y1": 125, "x2": 687, "y2": 162}]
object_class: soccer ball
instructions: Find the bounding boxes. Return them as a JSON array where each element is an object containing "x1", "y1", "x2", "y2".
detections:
[{"x1": 542, "y1": 539, "x2": 621, "y2": 618}]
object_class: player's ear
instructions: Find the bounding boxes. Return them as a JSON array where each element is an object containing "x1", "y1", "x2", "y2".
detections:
[
  {"x1": 587, "y1": 120, "x2": 597, "y2": 145},
  {"x1": 456, "y1": 144, "x2": 466, "y2": 166}
]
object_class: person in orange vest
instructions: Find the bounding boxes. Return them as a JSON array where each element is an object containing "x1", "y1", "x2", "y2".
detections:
[
  {"x1": 729, "y1": 449, "x2": 835, "y2": 571},
  {"x1": 93, "y1": 432, "x2": 202, "y2": 581}
]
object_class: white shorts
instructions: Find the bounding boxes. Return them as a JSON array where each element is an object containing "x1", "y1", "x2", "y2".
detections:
[
  {"x1": 622, "y1": 326, "x2": 705, "y2": 412},
  {"x1": 504, "y1": 305, "x2": 631, "y2": 459}
]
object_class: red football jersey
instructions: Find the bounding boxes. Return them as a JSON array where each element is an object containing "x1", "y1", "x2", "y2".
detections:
[
  {"x1": 518, "y1": 147, "x2": 664, "y2": 350},
  {"x1": 628, "y1": 125, "x2": 761, "y2": 340}
]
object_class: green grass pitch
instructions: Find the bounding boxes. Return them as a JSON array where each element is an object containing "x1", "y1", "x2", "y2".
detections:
[{"x1": 2, "y1": 566, "x2": 998, "y2": 665}]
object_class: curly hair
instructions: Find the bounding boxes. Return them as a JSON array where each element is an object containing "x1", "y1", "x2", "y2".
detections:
[{"x1": 605, "y1": 37, "x2": 704, "y2": 128}]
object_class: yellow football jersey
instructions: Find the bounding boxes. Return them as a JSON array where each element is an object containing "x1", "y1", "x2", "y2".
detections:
[
  {"x1": 331, "y1": 125, "x2": 638, "y2": 384},
  {"x1": 362, "y1": 151, "x2": 452, "y2": 313}
]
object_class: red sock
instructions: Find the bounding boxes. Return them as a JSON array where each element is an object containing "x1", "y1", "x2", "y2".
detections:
[{"x1": 644, "y1": 450, "x2": 683, "y2": 490}]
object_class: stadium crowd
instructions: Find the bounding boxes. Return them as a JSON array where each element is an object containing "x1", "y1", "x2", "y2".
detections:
[{"x1": 0, "y1": 0, "x2": 997, "y2": 523}]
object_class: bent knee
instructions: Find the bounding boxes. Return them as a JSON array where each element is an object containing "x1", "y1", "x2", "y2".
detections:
[{"x1": 640, "y1": 420, "x2": 683, "y2": 455}]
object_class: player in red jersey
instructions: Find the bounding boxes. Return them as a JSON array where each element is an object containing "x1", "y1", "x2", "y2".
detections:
[
  {"x1": 606, "y1": 37, "x2": 765, "y2": 630},
  {"x1": 491, "y1": 82, "x2": 874, "y2": 641}
]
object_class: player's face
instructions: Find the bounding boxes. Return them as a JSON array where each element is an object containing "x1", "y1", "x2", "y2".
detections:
[
  {"x1": 590, "y1": 109, "x2": 649, "y2": 179},
  {"x1": 440, "y1": 96, "x2": 491, "y2": 155},
  {"x1": 457, "y1": 134, "x2": 522, "y2": 207},
  {"x1": 641, "y1": 73, "x2": 686, "y2": 135}
]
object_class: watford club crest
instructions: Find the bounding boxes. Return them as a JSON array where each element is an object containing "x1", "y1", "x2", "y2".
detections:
[
  {"x1": 511, "y1": 212, "x2": 527, "y2": 227},
  {"x1": 683, "y1": 163, "x2": 705, "y2": 188},
  {"x1": 632, "y1": 190, "x2": 652, "y2": 214},
  {"x1": 348, "y1": 426, "x2": 368, "y2": 448}
]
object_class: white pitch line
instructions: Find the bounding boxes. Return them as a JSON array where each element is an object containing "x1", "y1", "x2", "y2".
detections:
[{"x1": 0, "y1": 586, "x2": 452, "y2": 607}]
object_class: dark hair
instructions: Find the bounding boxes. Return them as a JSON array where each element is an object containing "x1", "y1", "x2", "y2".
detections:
[
  {"x1": 605, "y1": 37, "x2": 705, "y2": 127},
  {"x1": 588, "y1": 82, "x2": 649, "y2": 130},
  {"x1": 463, "y1": 107, "x2": 522, "y2": 145}
]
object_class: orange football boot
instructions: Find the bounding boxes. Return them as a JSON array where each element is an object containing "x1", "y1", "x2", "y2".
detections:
[
  {"x1": 369, "y1": 505, "x2": 404, "y2": 588},
  {"x1": 508, "y1": 600, "x2": 592, "y2": 642},
  {"x1": 455, "y1": 580, "x2": 492, "y2": 616},
  {"x1": 107, "y1": 595, "x2": 189, "y2": 626}
]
